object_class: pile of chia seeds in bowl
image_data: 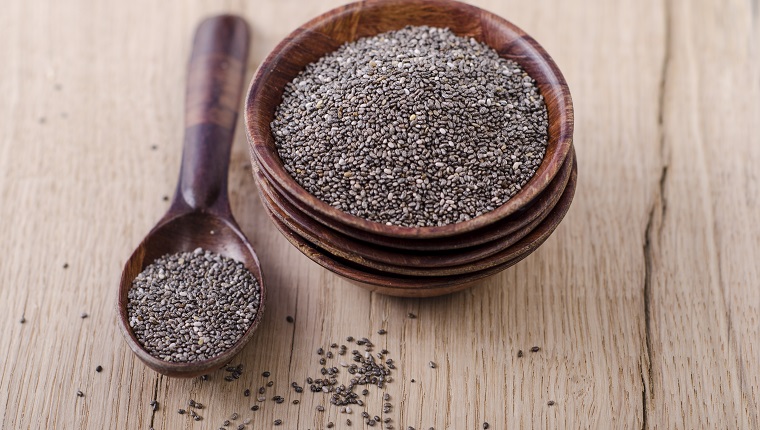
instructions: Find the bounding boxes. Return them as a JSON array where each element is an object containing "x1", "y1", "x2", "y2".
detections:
[
  {"x1": 127, "y1": 248, "x2": 261, "y2": 362},
  {"x1": 271, "y1": 25, "x2": 548, "y2": 227}
]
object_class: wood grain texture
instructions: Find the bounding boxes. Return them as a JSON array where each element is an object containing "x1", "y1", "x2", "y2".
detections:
[{"x1": 0, "y1": 0, "x2": 757, "y2": 429}]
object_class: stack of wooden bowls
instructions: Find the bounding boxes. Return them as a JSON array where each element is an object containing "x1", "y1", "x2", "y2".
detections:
[{"x1": 245, "y1": 0, "x2": 576, "y2": 297}]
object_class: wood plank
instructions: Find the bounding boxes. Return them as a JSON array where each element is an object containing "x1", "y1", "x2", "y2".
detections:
[
  {"x1": 646, "y1": 0, "x2": 760, "y2": 427},
  {"x1": 2, "y1": 0, "x2": 756, "y2": 429}
]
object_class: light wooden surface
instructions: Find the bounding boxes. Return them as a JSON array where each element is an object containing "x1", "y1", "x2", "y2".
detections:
[{"x1": 0, "y1": 0, "x2": 758, "y2": 429}]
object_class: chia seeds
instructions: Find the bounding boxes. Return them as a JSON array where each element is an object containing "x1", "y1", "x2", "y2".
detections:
[
  {"x1": 272, "y1": 25, "x2": 548, "y2": 227},
  {"x1": 126, "y1": 248, "x2": 261, "y2": 362}
]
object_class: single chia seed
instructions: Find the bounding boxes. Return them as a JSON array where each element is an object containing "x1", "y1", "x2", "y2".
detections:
[
  {"x1": 95, "y1": 365, "x2": 103, "y2": 372},
  {"x1": 272, "y1": 25, "x2": 548, "y2": 227},
  {"x1": 126, "y1": 248, "x2": 261, "y2": 362},
  {"x1": 483, "y1": 423, "x2": 490, "y2": 429},
  {"x1": 530, "y1": 346, "x2": 540, "y2": 353}
]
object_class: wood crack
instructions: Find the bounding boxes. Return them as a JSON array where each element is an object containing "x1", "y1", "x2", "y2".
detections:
[{"x1": 641, "y1": 0, "x2": 672, "y2": 428}]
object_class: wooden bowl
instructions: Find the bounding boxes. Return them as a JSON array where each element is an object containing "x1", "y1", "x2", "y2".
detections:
[
  {"x1": 253, "y1": 148, "x2": 574, "y2": 272},
  {"x1": 245, "y1": 0, "x2": 574, "y2": 240},
  {"x1": 260, "y1": 159, "x2": 576, "y2": 297}
]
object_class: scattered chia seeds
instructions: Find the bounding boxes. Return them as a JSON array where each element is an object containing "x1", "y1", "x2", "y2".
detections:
[
  {"x1": 272, "y1": 25, "x2": 548, "y2": 227},
  {"x1": 126, "y1": 248, "x2": 261, "y2": 362}
]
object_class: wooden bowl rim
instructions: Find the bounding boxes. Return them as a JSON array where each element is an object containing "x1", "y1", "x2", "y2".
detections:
[
  {"x1": 259, "y1": 177, "x2": 548, "y2": 276},
  {"x1": 254, "y1": 148, "x2": 574, "y2": 271},
  {"x1": 261, "y1": 158, "x2": 576, "y2": 290},
  {"x1": 246, "y1": 0, "x2": 574, "y2": 239}
]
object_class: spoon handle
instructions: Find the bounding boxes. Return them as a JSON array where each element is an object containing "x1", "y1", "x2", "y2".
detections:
[{"x1": 175, "y1": 15, "x2": 250, "y2": 214}]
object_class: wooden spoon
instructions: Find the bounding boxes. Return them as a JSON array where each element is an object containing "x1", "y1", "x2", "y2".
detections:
[{"x1": 116, "y1": 15, "x2": 264, "y2": 378}]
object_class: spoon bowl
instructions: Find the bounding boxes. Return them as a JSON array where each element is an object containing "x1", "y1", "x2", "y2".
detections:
[{"x1": 116, "y1": 15, "x2": 262, "y2": 378}]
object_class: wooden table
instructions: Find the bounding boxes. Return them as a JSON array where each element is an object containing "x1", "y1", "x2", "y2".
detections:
[{"x1": 1, "y1": 0, "x2": 758, "y2": 428}]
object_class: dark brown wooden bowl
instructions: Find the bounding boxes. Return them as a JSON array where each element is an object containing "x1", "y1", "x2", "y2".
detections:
[
  {"x1": 260, "y1": 158, "x2": 576, "y2": 297},
  {"x1": 245, "y1": 0, "x2": 573, "y2": 240},
  {"x1": 253, "y1": 148, "x2": 574, "y2": 273}
]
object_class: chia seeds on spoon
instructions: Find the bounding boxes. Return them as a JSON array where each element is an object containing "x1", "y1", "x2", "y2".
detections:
[
  {"x1": 126, "y1": 247, "x2": 261, "y2": 362},
  {"x1": 272, "y1": 25, "x2": 548, "y2": 227}
]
